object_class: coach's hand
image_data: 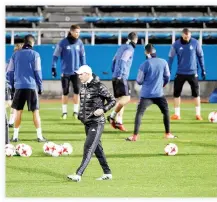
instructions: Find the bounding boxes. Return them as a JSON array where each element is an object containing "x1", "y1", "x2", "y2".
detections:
[
  {"x1": 52, "y1": 67, "x2": 57, "y2": 78},
  {"x1": 201, "y1": 70, "x2": 206, "y2": 80},
  {"x1": 94, "y1": 109, "x2": 104, "y2": 116},
  {"x1": 38, "y1": 89, "x2": 42, "y2": 95}
]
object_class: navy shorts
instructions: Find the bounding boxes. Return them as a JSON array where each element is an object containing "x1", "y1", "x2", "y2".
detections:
[
  {"x1": 61, "y1": 74, "x2": 81, "y2": 95},
  {"x1": 112, "y1": 78, "x2": 131, "y2": 98}
]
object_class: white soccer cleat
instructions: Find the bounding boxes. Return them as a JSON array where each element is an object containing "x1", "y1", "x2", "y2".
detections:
[
  {"x1": 67, "y1": 174, "x2": 81, "y2": 182},
  {"x1": 96, "y1": 174, "x2": 112, "y2": 181}
]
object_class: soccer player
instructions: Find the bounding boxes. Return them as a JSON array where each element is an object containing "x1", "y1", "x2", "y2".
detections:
[
  {"x1": 6, "y1": 43, "x2": 23, "y2": 128},
  {"x1": 126, "y1": 44, "x2": 176, "y2": 141},
  {"x1": 52, "y1": 24, "x2": 86, "y2": 120},
  {"x1": 67, "y1": 65, "x2": 116, "y2": 182},
  {"x1": 107, "y1": 32, "x2": 138, "y2": 131},
  {"x1": 168, "y1": 28, "x2": 206, "y2": 120},
  {"x1": 7, "y1": 34, "x2": 47, "y2": 142}
]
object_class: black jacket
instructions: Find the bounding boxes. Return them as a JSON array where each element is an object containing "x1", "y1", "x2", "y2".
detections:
[{"x1": 78, "y1": 75, "x2": 116, "y2": 124}]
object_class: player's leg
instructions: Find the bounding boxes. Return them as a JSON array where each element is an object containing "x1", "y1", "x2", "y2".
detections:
[
  {"x1": 8, "y1": 91, "x2": 15, "y2": 127},
  {"x1": 126, "y1": 98, "x2": 153, "y2": 141},
  {"x1": 5, "y1": 113, "x2": 9, "y2": 144},
  {"x1": 187, "y1": 75, "x2": 202, "y2": 120},
  {"x1": 10, "y1": 89, "x2": 25, "y2": 142},
  {"x1": 61, "y1": 75, "x2": 70, "y2": 119},
  {"x1": 71, "y1": 74, "x2": 81, "y2": 119},
  {"x1": 28, "y1": 89, "x2": 47, "y2": 142},
  {"x1": 153, "y1": 97, "x2": 177, "y2": 139},
  {"x1": 171, "y1": 74, "x2": 186, "y2": 120}
]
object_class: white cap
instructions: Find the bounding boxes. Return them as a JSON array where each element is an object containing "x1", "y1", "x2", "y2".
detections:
[{"x1": 76, "y1": 65, "x2": 92, "y2": 74}]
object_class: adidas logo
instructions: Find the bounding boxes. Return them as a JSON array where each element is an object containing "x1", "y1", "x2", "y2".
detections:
[
  {"x1": 179, "y1": 47, "x2": 183, "y2": 50},
  {"x1": 91, "y1": 128, "x2": 96, "y2": 131}
]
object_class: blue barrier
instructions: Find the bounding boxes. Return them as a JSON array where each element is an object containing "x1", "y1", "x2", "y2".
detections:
[{"x1": 6, "y1": 45, "x2": 217, "y2": 81}]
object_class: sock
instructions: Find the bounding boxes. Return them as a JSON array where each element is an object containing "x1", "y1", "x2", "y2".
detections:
[
  {"x1": 196, "y1": 106, "x2": 201, "y2": 116},
  {"x1": 73, "y1": 104, "x2": 79, "y2": 114},
  {"x1": 13, "y1": 128, "x2": 19, "y2": 139},
  {"x1": 110, "y1": 111, "x2": 117, "y2": 119},
  {"x1": 36, "y1": 128, "x2": 43, "y2": 139},
  {"x1": 116, "y1": 115, "x2": 123, "y2": 124},
  {"x1": 175, "y1": 107, "x2": 180, "y2": 116},
  {"x1": 9, "y1": 114, "x2": 15, "y2": 125},
  {"x1": 62, "y1": 104, "x2": 67, "y2": 114}
]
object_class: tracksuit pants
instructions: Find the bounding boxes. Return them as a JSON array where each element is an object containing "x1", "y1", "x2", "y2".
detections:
[
  {"x1": 5, "y1": 113, "x2": 9, "y2": 144},
  {"x1": 134, "y1": 97, "x2": 170, "y2": 135},
  {"x1": 76, "y1": 122, "x2": 111, "y2": 176}
]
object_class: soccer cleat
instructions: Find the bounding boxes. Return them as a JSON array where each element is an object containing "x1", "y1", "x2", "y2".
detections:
[
  {"x1": 170, "y1": 114, "x2": 181, "y2": 120},
  {"x1": 8, "y1": 124, "x2": 14, "y2": 128},
  {"x1": 96, "y1": 174, "x2": 112, "y2": 181},
  {"x1": 61, "y1": 113, "x2": 67, "y2": 120},
  {"x1": 125, "y1": 134, "x2": 138, "y2": 141},
  {"x1": 73, "y1": 112, "x2": 78, "y2": 120},
  {"x1": 107, "y1": 116, "x2": 116, "y2": 129},
  {"x1": 37, "y1": 137, "x2": 48, "y2": 142},
  {"x1": 115, "y1": 123, "x2": 128, "y2": 131},
  {"x1": 164, "y1": 133, "x2": 177, "y2": 139},
  {"x1": 10, "y1": 137, "x2": 18, "y2": 142},
  {"x1": 67, "y1": 174, "x2": 81, "y2": 182},
  {"x1": 196, "y1": 115, "x2": 203, "y2": 120}
]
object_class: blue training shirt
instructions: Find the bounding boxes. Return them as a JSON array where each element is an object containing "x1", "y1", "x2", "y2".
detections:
[
  {"x1": 168, "y1": 38, "x2": 205, "y2": 75},
  {"x1": 137, "y1": 57, "x2": 170, "y2": 98},
  {"x1": 111, "y1": 43, "x2": 135, "y2": 80},
  {"x1": 52, "y1": 37, "x2": 86, "y2": 75}
]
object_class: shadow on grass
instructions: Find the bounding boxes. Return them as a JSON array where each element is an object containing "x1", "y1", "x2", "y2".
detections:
[{"x1": 177, "y1": 141, "x2": 217, "y2": 148}]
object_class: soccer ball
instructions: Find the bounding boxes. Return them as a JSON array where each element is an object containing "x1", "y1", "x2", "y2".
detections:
[
  {"x1": 5, "y1": 144, "x2": 16, "y2": 157},
  {"x1": 19, "y1": 144, "x2": 32, "y2": 157},
  {"x1": 15, "y1": 143, "x2": 27, "y2": 156},
  {"x1": 208, "y1": 111, "x2": 217, "y2": 123},
  {"x1": 164, "y1": 143, "x2": 178, "y2": 156},
  {"x1": 43, "y1": 142, "x2": 56, "y2": 155},
  {"x1": 51, "y1": 145, "x2": 63, "y2": 157},
  {"x1": 61, "y1": 143, "x2": 73, "y2": 155}
]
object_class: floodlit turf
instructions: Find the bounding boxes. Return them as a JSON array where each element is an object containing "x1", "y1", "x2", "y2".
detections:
[{"x1": 6, "y1": 102, "x2": 217, "y2": 197}]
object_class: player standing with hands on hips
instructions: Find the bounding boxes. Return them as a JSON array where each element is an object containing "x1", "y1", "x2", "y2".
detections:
[
  {"x1": 67, "y1": 65, "x2": 116, "y2": 182},
  {"x1": 168, "y1": 28, "x2": 206, "y2": 120},
  {"x1": 52, "y1": 24, "x2": 86, "y2": 120}
]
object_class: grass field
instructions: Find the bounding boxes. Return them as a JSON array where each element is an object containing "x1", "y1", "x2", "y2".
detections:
[{"x1": 6, "y1": 101, "x2": 217, "y2": 197}]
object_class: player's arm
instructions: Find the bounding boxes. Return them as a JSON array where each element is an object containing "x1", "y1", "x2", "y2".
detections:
[
  {"x1": 163, "y1": 62, "x2": 170, "y2": 87},
  {"x1": 6, "y1": 57, "x2": 15, "y2": 89},
  {"x1": 99, "y1": 84, "x2": 116, "y2": 113},
  {"x1": 52, "y1": 43, "x2": 62, "y2": 77},
  {"x1": 136, "y1": 63, "x2": 146, "y2": 85},
  {"x1": 111, "y1": 53, "x2": 117, "y2": 73},
  {"x1": 168, "y1": 43, "x2": 176, "y2": 72},
  {"x1": 196, "y1": 41, "x2": 206, "y2": 80},
  {"x1": 80, "y1": 41, "x2": 86, "y2": 66},
  {"x1": 33, "y1": 53, "x2": 43, "y2": 93}
]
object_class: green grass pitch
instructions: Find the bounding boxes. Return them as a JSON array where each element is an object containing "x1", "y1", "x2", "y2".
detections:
[{"x1": 6, "y1": 102, "x2": 217, "y2": 197}]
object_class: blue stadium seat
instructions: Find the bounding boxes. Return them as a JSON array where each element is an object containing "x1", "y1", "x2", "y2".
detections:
[
  {"x1": 96, "y1": 33, "x2": 116, "y2": 39},
  {"x1": 194, "y1": 16, "x2": 213, "y2": 23},
  {"x1": 101, "y1": 16, "x2": 119, "y2": 22},
  {"x1": 6, "y1": 16, "x2": 23, "y2": 22},
  {"x1": 191, "y1": 32, "x2": 200, "y2": 38},
  {"x1": 6, "y1": 32, "x2": 37, "y2": 39},
  {"x1": 150, "y1": 33, "x2": 171, "y2": 38},
  {"x1": 175, "y1": 17, "x2": 194, "y2": 23},
  {"x1": 208, "y1": 32, "x2": 217, "y2": 39},
  {"x1": 157, "y1": 17, "x2": 175, "y2": 23},
  {"x1": 137, "y1": 17, "x2": 156, "y2": 23},
  {"x1": 119, "y1": 17, "x2": 137, "y2": 23},
  {"x1": 79, "y1": 33, "x2": 92, "y2": 38},
  {"x1": 83, "y1": 16, "x2": 100, "y2": 23},
  {"x1": 22, "y1": 16, "x2": 43, "y2": 22}
]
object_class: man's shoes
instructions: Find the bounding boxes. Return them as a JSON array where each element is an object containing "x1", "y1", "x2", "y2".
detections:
[
  {"x1": 61, "y1": 113, "x2": 67, "y2": 120},
  {"x1": 96, "y1": 174, "x2": 112, "y2": 181},
  {"x1": 73, "y1": 112, "x2": 78, "y2": 120},
  {"x1": 125, "y1": 134, "x2": 138, "y2": 141},
  {"x1": 8, "y1": 124, "x2": 14, "y2": 128},
  {"x1": 196, "y1": 115, "x2": 203, "y2": 120},
  {"x1": 115, "y1": 123, "x2": 128, "y2": 131},
  {"x1": 67, "y1": 174, "x2": 81, "y2": 182},
  {"x1": 37, "y1": 137, "x2": 48, "y2": 142},
  {"x1": 107, "y1": 116, "x2": 116, "y2": 129},
  {"x1": 164, "y1": 133, "x2": 177, "y2": 139},
  {"x1": 10, "y1": 137, "x2": 18, "y2": 142},
  {"x1": 170, "y1": 114, "x2": 181, "y2": 120}
]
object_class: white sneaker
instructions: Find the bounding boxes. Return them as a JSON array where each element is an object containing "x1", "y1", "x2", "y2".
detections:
[
  {"x1": 67, "y1": 174, "x2": 81, "y2": 182},
  {"x1": 96, "y1": 174, "x2": 112, "y2": 181}
]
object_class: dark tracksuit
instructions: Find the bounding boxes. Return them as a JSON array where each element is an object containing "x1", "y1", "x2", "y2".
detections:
[
  {"x1": 5, "y1": 80, "x2": 11, "y2": 144},
  {"x1": 76, "y1": 76, "x2": 116, "y2": 176}
]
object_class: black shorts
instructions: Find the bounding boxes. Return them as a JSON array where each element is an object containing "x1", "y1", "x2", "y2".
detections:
[
  {"x1": 12, "y1": 89, "x2": 39, "y2": 111},
  {"x1": 112, "y1": 78, "x2": 131, "y2": 98},
  {"x1": 61, "y1": 74, "x2": 81, "y2": 95},
  {"x1": 174, "y1": 74, "x2": 199, "y2": 97}
]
